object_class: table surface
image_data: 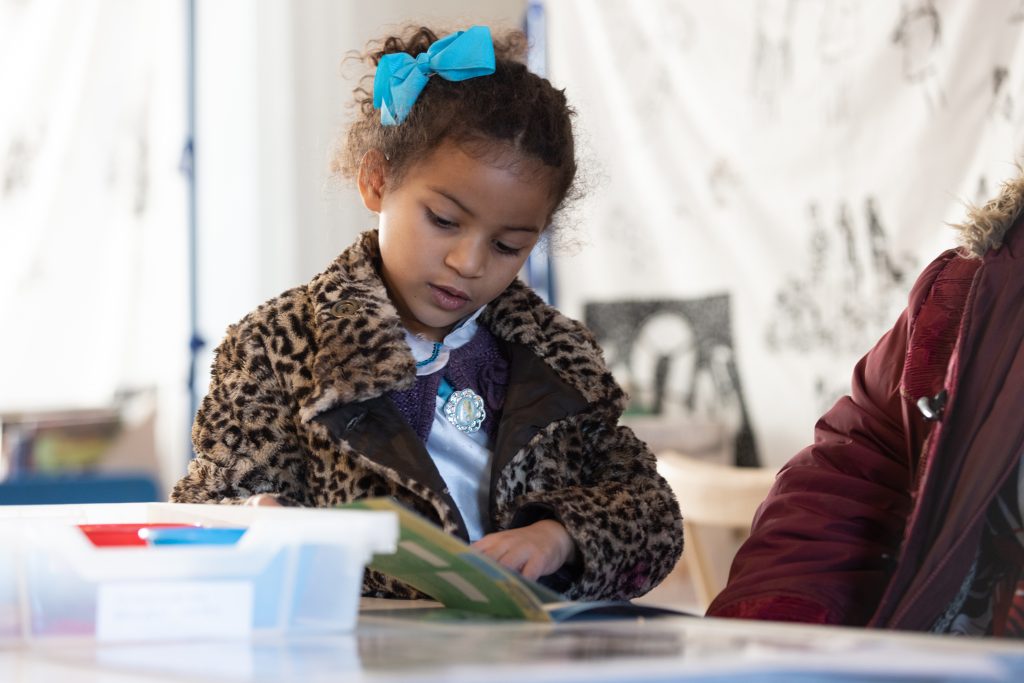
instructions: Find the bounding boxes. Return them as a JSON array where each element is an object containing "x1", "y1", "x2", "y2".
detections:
[{"x1": 2, "y1": 601, "x2": 1024, "y2": 683}]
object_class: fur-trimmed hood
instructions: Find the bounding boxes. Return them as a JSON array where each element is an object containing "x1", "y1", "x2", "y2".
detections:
[
  {"x1": 297, "y1": 230, "x2": 624, "y2": 423},
  {"x1": 954, "y1": 171, "x2": 1024, "y2": 258}
]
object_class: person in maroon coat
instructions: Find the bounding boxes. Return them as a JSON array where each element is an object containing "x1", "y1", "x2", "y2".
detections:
[{"x1": 708, "y1": 173, "x2": 1024, "y2": 636}]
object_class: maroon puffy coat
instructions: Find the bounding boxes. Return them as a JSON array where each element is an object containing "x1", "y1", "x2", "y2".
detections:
[{"x1": 708, "y1": 176, "x2": 1024, "y2": 630}]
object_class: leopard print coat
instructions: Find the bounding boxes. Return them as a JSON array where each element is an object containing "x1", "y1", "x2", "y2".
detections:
[{"x1": 171, "y1": 231, "x2": 683, "y2": 601}]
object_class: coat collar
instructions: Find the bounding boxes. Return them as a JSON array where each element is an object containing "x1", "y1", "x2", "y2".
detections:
[
  {"x1": 479, "y1": 278, "x2": 625, "y2": 410},
  {"x1": 298, "y1": 231, "x2": 622, "y2": 423},
  {"x1": 298, "y1": 231, "x2": 414, "y2": 423}
]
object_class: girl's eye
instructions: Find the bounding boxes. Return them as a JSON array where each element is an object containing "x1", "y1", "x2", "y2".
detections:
[
  {"x1": 494, "y1": 241, "x2": 523, "y2": 257},
  {"x1": 426, "y1": 208, "x2": 456, "y2": 228}
]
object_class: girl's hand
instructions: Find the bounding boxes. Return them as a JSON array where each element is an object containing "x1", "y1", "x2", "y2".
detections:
[
  {"x1": 245, "y1": 493, "x2": 281, "y2": 507},
  {"x1": 471, "y1": 520, "x2": 577, "y2": 581}
]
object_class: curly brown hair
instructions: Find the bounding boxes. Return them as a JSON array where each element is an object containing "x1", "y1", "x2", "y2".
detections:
[{"x1": 334, "y1": 26, "x2": 579, "y2": 221}]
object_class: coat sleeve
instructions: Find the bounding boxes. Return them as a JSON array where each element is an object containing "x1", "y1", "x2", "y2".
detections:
[
  {"x1": 706, "y1": 307, "x2": 916, "y2": 625},
  {"x1": 509, "y1": 420, "x2": 684, "y2": 602},
  {"x1": 170, "y1": 327, "x2": 312, "y2": 507}
]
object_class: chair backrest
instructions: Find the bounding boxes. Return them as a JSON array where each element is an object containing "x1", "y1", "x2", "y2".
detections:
[
  {"x1": 0, "y1": 473, "x2": 159, "y2": 505},
  {"x1": 657, "y1": 450, "x2": 777, "y2": 528},
  {"x1": 656, "y1": 450, "x2": 778, "y2": 611}
]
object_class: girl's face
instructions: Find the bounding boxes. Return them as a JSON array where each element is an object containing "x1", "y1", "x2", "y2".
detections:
[{"x1": 359, "y1": 140, "x2": 554, "y2": 341}]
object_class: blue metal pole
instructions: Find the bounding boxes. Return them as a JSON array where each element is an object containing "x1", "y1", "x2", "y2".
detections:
[
  {"x1": 524, "y1": 0, "x2": 557, "y2": 307},
  {"x1": 181, "y1": 0, "x2": 203, "y2": 461}
]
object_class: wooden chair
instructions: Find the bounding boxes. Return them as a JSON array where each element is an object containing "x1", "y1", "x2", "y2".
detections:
[{"x1": 656, "y1": 450, "x2": 777, "y2": 611}]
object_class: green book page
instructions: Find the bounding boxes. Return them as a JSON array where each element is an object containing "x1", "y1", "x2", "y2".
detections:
[{"x1": 341, "y1": 498, "x2": 553, "y2": 621}]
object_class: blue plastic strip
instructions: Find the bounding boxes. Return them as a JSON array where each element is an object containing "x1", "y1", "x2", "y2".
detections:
[{"x1": 141, "y1": 527, "x2": 247, "y2": 546}]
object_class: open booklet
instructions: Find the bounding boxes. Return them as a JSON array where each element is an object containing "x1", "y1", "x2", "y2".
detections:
[{"x1": 341, "y1": 497, "x2": 693, "y2": 622}]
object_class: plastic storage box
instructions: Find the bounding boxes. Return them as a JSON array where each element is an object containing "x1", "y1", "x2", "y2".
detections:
[{"x1": 0, "y1": 502, "x2": 397, "y2": 642}]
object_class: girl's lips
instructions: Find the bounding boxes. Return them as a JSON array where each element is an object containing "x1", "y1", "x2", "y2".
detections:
[{"x1": 429, "y1": 284, "x2": 470, "y2": 311}]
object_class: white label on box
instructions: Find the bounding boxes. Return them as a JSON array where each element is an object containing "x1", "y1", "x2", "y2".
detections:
[{"x1": 96, "y1": 580, "x2": 253, "y2": 641}]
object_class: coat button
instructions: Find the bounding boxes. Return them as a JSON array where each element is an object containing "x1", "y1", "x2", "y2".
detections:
[
  {"x1": 916, "y1": 389, "x2": 947, "y2": 421},
  {"x1": 330, "y1": 300, "x2": 357, "y2": 317}
]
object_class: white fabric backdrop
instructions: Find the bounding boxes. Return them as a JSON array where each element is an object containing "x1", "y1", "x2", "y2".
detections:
[
  {"x1": 0, "y1": 0, "x2": 188, "y2": 482},
  {"x1": 545, "y1": 0, "x2": 1024, "y2": 466}
]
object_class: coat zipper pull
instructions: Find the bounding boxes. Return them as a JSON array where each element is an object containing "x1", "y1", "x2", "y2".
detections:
[{"x1": 916, "y1": 389, "x2": 947, "y2": 421}]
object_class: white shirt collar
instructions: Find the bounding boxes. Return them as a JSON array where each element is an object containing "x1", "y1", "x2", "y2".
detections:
[{"x1": 405, "y1": 307, "x2": 485, "y2": 376}]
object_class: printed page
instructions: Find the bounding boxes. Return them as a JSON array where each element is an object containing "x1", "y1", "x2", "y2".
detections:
[
  {"x1": 343, "y1": 498, "x2": 694, "y2": 622},
  {"x1": 341, "y1": 498, "x2": 551, "y2": 621}
]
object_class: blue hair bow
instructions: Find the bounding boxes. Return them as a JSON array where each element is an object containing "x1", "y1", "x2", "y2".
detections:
[{"x1": 373, "y1": 26, "x2": 496, "y2": 126}]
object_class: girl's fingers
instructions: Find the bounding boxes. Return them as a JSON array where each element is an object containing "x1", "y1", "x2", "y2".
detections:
[
  {"x1": 497, "y1": 548, "x2": 529, "y2": 573},
  {"x1": 245, "y1": 494, "x2": 281, "y2": 506},
  {"x1": 472, "y1": 523, "x2": 570, "y2": 578},
  {"x1": 471, "y1": 537, "x2": 509, "y2": 557},
  {"x1": 520, "y1": 555, "x2": 547, "y2": 581},
  {"x1": 479, "y1": 543, "x2": 530, "y2": 574}
]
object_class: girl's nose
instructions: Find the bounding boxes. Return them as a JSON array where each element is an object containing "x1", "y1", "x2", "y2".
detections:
[{"x1": 444, "y1": 237, "x2": 486, "y2": 278}]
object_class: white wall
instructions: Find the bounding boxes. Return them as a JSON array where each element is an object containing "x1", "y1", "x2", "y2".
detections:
[{"x1": 0, "y1": 0, "x2": 190, "y2": 491}]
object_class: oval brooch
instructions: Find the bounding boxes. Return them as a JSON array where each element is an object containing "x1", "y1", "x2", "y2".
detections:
[{"x1": 443, "y1": 388, "x2": 486, "y2": 433}]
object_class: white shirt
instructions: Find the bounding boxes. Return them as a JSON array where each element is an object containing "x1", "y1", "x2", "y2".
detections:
[{"x1": 404, "y1": 309, "x2": 492, "y2": 541}]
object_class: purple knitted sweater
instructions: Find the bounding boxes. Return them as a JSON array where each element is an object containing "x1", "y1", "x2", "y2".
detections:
[{"x1": 388, "y1": 325, "x2": 509, "y2": 443}]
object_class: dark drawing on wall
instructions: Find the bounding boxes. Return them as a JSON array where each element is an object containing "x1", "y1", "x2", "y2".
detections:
[
  {"x1": 767, "y1": 196, "x2": 914, "y2": 352},
  {"x1": 3, "y1": 132, "x2": 38, "y2": 198},
  {"x1": 752, "y1": 0, "x2": 798, "y2": 114},
  {"x1": 106, "y1": 101, "x2": 151, "y2": 218},
  {"x1": 594, "y1": 0, "x2": 695, "y2": 124},
  {"x1": 866, "y1": 197, "x2": 908, "y2": 286},
  {"x1": 892, "y1": 1, "x2": 947, "y2": 111},
  {"x1": 708, "y1": 159, "x2": 741, "y2": 208},
  {"x1": 595, "y1": 203, "x2": 658, "y2": 273},
  {"x1": 766, "y1": 195, "x2": 917, "y2": 413},
  {"x1": 818, "y1": 0, "x2": 861, "y2": 123},
  {"x1": 585, "y1": 296, "x2": 760, "y2": 468},
  {"x1": 991, "y1": 66, "x2": 1014, "y2": 121},
  {"x1": 975, "y1": 175, "x2": 991, "y2": 206},
  {"x1": 818, "y1": 0, "x2": 860, "y2": 64}
]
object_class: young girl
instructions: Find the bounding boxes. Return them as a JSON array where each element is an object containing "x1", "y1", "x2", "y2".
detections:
[{"x1": 171, "y1": 25, "x2": 683, "y2": 601}]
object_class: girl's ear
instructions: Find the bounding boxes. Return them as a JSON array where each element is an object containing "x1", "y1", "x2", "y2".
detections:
[{"x1": 357, "y1": 150, "x2": 388, "y2": 212}]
